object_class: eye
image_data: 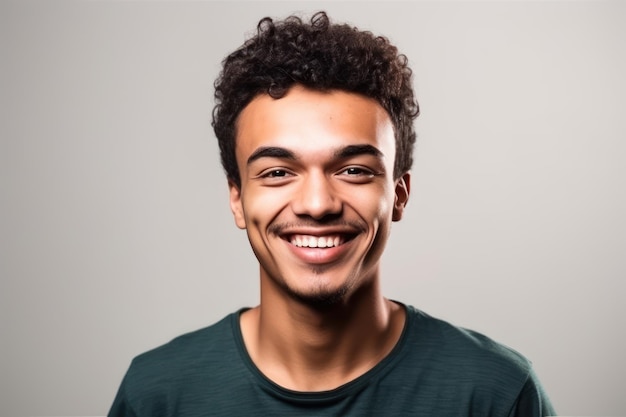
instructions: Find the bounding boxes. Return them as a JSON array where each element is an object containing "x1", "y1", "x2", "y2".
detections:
[
  {"x1": 256, "y1": 168, "x2": 295, "y2": 185},
  {"x1": 263, "y1": 169, "x2": 290, "y2": 178},
  {"x1": 337, "y1": 166, "x2": 377, "y2": 184},
  {"x1": 340, "y1": 166, "x2": 374, "y2": 177}
]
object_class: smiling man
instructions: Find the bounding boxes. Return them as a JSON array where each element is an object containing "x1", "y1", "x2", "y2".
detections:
[{"x1": 108, "y1": 12, "x2": 555, "y2": 416}]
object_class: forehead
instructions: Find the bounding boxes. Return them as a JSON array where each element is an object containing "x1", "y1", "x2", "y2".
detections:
[{"x1": 235, "y1": 86, "x2": 395, "y2": 160}]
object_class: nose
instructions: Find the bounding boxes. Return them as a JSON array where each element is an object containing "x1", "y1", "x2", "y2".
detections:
[{"x1": 291, "y1": 172, "x2": 342, "y2": 220}]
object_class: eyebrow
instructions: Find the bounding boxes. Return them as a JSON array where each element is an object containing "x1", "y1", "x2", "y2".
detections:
[
  {"x1": 334, "y1": 144, "x2": 384, "y2": 159},
  {"x1": 246, "y1": 144, "x2": 384, "y2": 166},
  {"x1": 247, "y1": 146, "x2": 297, "y2": 166}
]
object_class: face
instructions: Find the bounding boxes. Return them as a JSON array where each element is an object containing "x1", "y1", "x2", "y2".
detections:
[{"x1": 229, "y1": 86, "x2": 410, "y2": 306}]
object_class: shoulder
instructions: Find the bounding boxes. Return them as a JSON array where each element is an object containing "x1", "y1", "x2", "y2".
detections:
[
  {"x1": 381, "y1": 306, "x2": 554, "y2": 416},
  {"x1": 406, "y1": 305, "x2": 531, "y2": 374},
  {"x1": 402, "y1": 306, "x2": 534, "y2": 399},
  {"x1": 118, "y1": 311, "x2": 243, "y2": 405},
  {"x1": 130, "y1": 311, "x2": 237, "y2": 372}
]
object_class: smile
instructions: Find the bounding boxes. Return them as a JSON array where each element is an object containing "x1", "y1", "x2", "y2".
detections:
[{"x1": 289, "y1": 234, "x2": 345, "y2": 248}]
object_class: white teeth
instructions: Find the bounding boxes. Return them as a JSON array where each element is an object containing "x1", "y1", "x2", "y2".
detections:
[{"x1": 290, "y1": 235, "x2": 344, "y2": 248}]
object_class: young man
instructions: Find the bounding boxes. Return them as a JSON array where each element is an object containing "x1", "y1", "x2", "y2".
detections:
[{"x1": 109, "y1": 12, "x2": 555, "y2": 416}]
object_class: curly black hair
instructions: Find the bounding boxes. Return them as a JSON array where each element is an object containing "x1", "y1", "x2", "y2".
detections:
[{"x1": 212, "y1": 11, "x2": 419, "y2": 187}]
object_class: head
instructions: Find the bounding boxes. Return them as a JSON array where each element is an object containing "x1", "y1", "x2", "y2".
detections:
[
  {"x1": 212, "y1": 11, "x2": 419, "y2": 189},
  {"x1": 212, "y1": 12, "x2": 419, "y2": 307}
]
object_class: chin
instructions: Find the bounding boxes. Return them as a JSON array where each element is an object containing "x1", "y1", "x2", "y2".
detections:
[{"x1": 282, "y1": 280, "x2": 353, "y2": 309}]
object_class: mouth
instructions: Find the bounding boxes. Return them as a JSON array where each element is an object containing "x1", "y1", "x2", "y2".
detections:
[
  {"x1": 287, "y1": 234, "x2": 356, "y2": 248},
  {"x1": 277, "y1": 229, "x2": 361, "y2": 265}
]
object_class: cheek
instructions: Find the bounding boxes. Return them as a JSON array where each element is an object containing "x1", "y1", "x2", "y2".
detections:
[
  {"x1": 347, "y1": 183, "x2": 395, "y2": 221},
  {"x1": 242, "y1": 187, "x2": 292, "y2": 224}
]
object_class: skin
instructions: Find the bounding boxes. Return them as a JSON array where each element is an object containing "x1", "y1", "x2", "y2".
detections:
[{"x1": 229, "y1": 85, "x2": 410, "y2": 391}]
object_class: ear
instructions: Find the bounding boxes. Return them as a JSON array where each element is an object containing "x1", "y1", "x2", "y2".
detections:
[
  {"x1": 392, "y1": 172, "x2": 411, "y2": 222},
  {"x1": 228, "y1": 180, "x2": 247, "y2": 229}
]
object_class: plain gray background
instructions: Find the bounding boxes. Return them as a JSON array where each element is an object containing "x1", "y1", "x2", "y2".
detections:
[{"x1": 1, "y1": 1, "x2": 625, "y2": 416}]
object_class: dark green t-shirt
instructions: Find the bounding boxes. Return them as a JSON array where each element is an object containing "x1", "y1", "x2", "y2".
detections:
[{"x1": 108, "y1": 305, "x2": 555, "y2": 416}]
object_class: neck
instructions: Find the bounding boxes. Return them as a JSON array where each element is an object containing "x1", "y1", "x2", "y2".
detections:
[{"x1": 240, "y1": 273, "x2": 406, "y2": 391}]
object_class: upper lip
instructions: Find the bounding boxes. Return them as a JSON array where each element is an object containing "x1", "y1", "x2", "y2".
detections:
[{"x1": 276, "y1": 226, "x2": 363, "y2": 239}]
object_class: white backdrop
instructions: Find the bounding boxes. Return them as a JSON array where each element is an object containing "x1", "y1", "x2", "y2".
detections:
[{"x1": 1, "y1": 1, "x2": 625, "y2": 416}]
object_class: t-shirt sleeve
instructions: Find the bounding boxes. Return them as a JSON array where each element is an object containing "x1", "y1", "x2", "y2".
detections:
[
  {"x1": 107, "y1": 370, "x2": 138, "y2": 417},
  {"x1": 508, "y1": 367, "x2": 556, "y2": 417}
]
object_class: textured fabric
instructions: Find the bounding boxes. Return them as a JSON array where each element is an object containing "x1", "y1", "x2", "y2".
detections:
[{"x1": 108, "y1": 305, "x2": 555, "y2": 416}]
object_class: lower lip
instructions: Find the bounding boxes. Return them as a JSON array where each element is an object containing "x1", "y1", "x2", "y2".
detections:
[{"x1": 284, "y1": 239, "x2": 353, "y2": 265}]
